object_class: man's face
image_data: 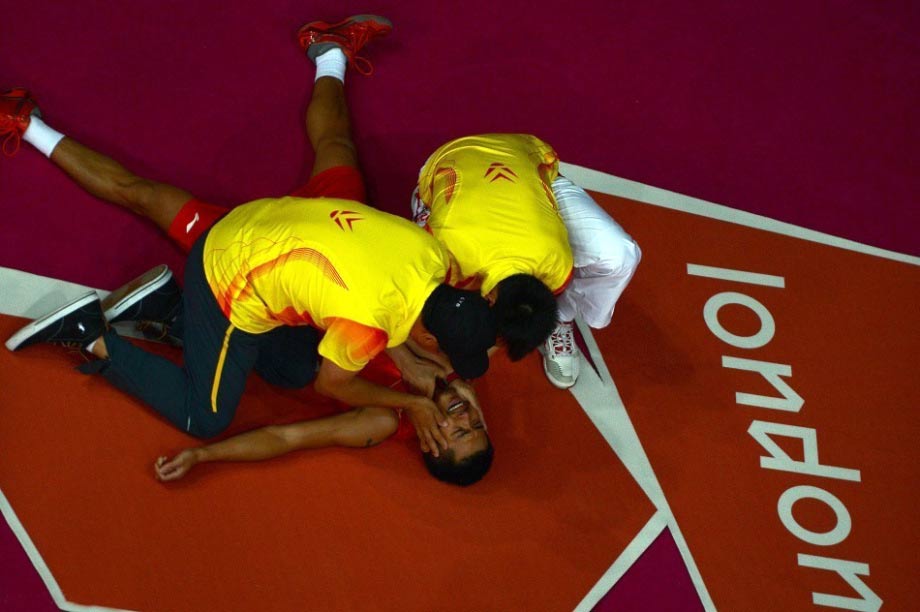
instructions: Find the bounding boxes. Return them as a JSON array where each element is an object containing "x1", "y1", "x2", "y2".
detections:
[{"x1": 432, "y1": 383, "x2": 489, "y2": 460}]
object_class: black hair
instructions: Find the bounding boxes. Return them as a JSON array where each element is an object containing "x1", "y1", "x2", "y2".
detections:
[
  {"x1": 422, "y1": 438, "x2": 494, "y2": 487},
  {"x1": 492, "y1": 274, "x2": 558, "y2": 360}
]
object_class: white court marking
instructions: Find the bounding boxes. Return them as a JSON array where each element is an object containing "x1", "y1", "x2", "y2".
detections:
[{"x1": 2, "y1": 162, "x2": 917, "y2": 611}]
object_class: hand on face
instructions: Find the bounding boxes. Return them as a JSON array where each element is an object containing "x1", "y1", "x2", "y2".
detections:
[
  {"x1": 431, "y1": 382, "x2": 489, "y2": 460},
  {"x1": 401, "y1": 354, "x2": 446, "y2": 397},
  {"x1": 446, "y1": 379, "x2": 487, "y2": 432},
  {"x1": 405, "y1": 396, "x2": 450, "y2": 457}
]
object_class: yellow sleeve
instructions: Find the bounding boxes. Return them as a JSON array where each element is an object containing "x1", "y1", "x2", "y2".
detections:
[{"x1": 317, "y1": 318, "x2": 389, "y2": 372}]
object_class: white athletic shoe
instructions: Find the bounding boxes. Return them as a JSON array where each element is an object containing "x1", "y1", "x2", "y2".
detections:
[{"x1": 540, "y1": 321, "x2": 580, "y2": 389}]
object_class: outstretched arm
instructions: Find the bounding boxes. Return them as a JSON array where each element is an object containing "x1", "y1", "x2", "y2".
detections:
[{"x1": 155, "y1": 406, "x2": 399, "y2": 482}]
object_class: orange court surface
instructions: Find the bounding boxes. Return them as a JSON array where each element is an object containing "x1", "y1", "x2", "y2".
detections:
[
  {"x1": 0, "y1": 308, "x2": 656, "y2": 611},
  {"x1": 1, "y1": 3, "x2": 917, "y2": 611},
  {"x1": 2, "y1": 170, "x2": 917, "y2": 610}
]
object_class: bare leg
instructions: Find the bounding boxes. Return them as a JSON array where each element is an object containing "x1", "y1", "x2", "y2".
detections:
[
  {"x1": 306, "y1": 76, "x2": 358, "y2": 177},
  {"x1": 90, "y1": 337, "x2": 109, "y2": 359},
  {"x1": 50, "y1": 138, "x2": 193, "y2": 232}
]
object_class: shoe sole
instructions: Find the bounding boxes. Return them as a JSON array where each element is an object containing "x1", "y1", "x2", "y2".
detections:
[
  {"x1": 301, "y1": 14, "x2": 393, "y2": 33},
  {"x1": 5, "y1": 290, "x2": 99, "y2": 351},
  {"x1": 542, "y1": 361, "x2": 577, "y2": 389},
  {"x1": 101, "y1": 264, "x2": 171, "y2": 322},
  {"x1": 539, "y1": 346, "x2": 579, "y2": 389}
]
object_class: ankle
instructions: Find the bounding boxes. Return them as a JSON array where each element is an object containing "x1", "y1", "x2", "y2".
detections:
[
  {"x1": 314, "y1": 47, "x2": 347, "y2": 83},
  {"x1": 23, "y1": 115, "x2": 65, "y2": 158},
  {"x1": 87, "y1": 336, "x2": 109, "y2": 359}
]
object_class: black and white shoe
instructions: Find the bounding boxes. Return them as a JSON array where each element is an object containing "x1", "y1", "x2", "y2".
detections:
[
  {"x1": 101, "y1": 264, "x2": 181, "y2": 324},
  {"x1": 6, "y1": 290, "x2": 106, "y2": 351}
]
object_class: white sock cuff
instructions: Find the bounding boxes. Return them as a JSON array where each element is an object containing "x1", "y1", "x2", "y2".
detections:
[
  {"x1": 314, "y1": 47, "x2": 347, "y2": 83},
  {"x1": 23, "y1": 115, "x2": 66, "y2": 158}
]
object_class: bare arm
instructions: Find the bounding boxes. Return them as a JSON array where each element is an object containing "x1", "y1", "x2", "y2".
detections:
[
  {"x1": 385, "y1": 344, "x2": 446, "y2": 397},
  {"x1": 314, "y1": 359, "x2": 450, "y2": 455},
  {"x1": 155, "y1": 407, "x2": 398, "y2": 482}
]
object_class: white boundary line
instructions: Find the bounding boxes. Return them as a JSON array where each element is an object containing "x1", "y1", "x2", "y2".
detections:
[
  {"x1": 0, "y1": 268, "x2": 108, "y2": 319},
  {"x1": 574, "y1": 512, "x2": 668, "y2": 612},
  {"x1": 0, "y1": 488, "x2": 68, "y2": 607},
  {"x1": 0, "y1": 268, "x2": 139, "y2": 612},
  {"x1": 571, "y1": 322, "x2": 716, "y2": 611},
  {"x1": 0, "y1": 488, "x2": 136, "y2": 612},
  {"x1": 559, "y1": 162, "x2": 920, "y2": 267},
  {"x1": 2, "y1": 162, "x2": 915, "y2": 611},
  {"x1": 0, "y1": 266, "x2": 689, "y2": 611},
  {"x1": 0, "y1": 267, "x2": 141, "y2": 339},
  {"x1": 558, "y1": 161, "x2": 916, "y2": 610}
]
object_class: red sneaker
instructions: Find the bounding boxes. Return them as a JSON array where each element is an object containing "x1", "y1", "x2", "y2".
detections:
[
  {"x1": 297, "y1": 14, "x2": 392, "y2": 76},
  {"x1": 1, "y1": 88, "x2": 40, "y2": 157}
]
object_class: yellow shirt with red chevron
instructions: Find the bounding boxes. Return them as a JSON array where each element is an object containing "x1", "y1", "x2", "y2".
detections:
[
  {"x1": 202, "y1": 197, "x2": 448, "y2": 371},
  {"x1": 417, "y1": 134, "x2": 573, "y2": 295}
]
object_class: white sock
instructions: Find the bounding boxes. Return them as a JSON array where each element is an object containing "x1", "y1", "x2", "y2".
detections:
[
  {"x1": 314, "y1": 48, "x2": 347, "y2": 83},
  {"x1": 23, "y1": 115, "x2": 66, "y2": 158}
]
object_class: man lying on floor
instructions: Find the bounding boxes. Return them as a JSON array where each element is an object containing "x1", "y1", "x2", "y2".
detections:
[
  {"x1": 155, "y1": 356, "x2": 491, "y2": 486},
  {"x1": 2, "y1": 15, "x2": 497, "y2": 460}
]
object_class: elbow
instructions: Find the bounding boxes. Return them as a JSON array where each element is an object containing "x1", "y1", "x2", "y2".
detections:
[
  {"x1": 348, "y1": 407, "x2": 399, "y2": 447},
  {"x1": 313, "y1": 375, "x2": 335, "y2": 400}
]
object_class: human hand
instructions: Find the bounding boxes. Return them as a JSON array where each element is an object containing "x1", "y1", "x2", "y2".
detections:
[
  {"x1": 449, "y1": 379, "x2": 487, "y2": 431},
  {"x1": 398, "y1": 354, "x2": 446, "y2": 397},
  {"x1": 406, "y1": 396, "x2": 449, "y2": 457},
  {"x1": 155, "y1": 449, "x2": 201, "y2": 482}
]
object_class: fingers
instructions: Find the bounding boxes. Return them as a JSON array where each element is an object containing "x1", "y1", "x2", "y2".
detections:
[
  {"x1": 428, "y1": 399, "x2": 448, "y2": 428},
  {"x1": 154, "y1": 455, "x2": 185, "y2": 482},
  {"x1": 154, "y1": 456, "x2": 171, "y2": 481},
  {"x1": 431, "y1": 426, "x2": 449, "y2": 452},
  {"x1": 437, "y1": 404, "x2": 449, "y2": 427},
  {"x1": 476, "y1": 406, "x2": 488, "y2": 432},
  {"x1": 421, "y1": 431, "x2": 438, "y2": 457},
  {"x1": 422, "y1": 397, "x2": 448, "y2": 428}
]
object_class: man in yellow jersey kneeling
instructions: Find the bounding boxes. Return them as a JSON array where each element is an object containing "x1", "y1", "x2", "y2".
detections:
[
  {"x1": 412, "y1": 135, "x2": 642, "y2": 390},
  {"x1": 4, "y1": 15, "x2": 495, "y2": 460}
]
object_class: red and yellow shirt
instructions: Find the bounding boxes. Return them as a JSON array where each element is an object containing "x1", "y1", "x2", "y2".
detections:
[
  {"x1": 418, "y1": 134, "x2": 573, "y2": 295},
  {"x1": 203, "y1": 197, "x2": 449, "y2": 371}
]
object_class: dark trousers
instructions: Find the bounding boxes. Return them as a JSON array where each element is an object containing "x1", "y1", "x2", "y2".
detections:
[{"x1": 96, "y1": 233, "x2": 319, "y2": 438}]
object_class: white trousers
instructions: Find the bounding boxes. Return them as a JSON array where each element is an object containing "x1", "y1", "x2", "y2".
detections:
[
  {"x1": 551, "y1": 176, "x2": 641, "y2": 328},
  {"x1": 410, "y1": 175, "x2": 641, "y2": 330}
]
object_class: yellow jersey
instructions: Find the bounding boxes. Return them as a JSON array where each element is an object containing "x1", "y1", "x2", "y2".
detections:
[
  {"x1": 418, "y1": 134, "x2": 573, "y2": 295},
  {"x1": 203, "y1": 197, "x2": 449, "y2": 371}
]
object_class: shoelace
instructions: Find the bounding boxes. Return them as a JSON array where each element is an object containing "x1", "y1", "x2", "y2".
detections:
[
  {"x1": 54, "y1": 340, "x2": 93, "y2": 361},
  {"x1": 351, "y1": 54, "x2": 375, "y2": 76},
  {"x1": 549, "y1": 324, "x2": 575, "y2": 356},
  {"x1": 1, "y1": 118, "x2": 22, "y2": 157},
  {"x1": 344, "y1": 25, "x2": 380, "y2": 76},
  {"x1": 137, "y1": 320, "x2": 182, "y2": 346}
]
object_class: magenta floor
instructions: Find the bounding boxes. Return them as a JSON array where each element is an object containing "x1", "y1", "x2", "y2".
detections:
[{"x1": 1, "y1": 1, "x2": 915, "y2": 610}]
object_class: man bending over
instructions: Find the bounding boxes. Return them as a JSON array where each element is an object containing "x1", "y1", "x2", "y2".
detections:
[
  {"x1": 2, "y1": 15, "x2": 495, "y2": 456},
  {"x1": 413, "y1": 135, "x2": 642, "y2": 389}
]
